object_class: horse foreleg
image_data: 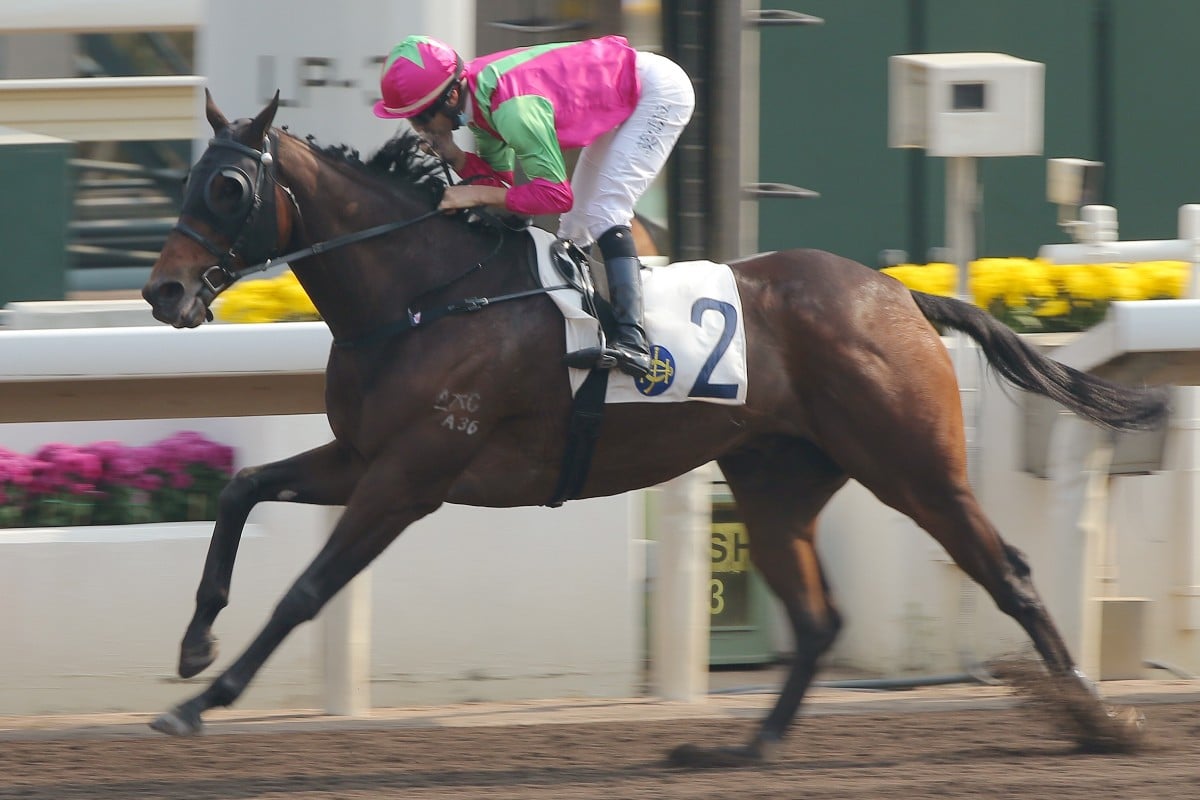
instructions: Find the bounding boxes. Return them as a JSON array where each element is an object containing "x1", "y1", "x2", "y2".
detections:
[
  {"x1": 671, "y1": 442, "x2": 846, "y2": 768},
  {"x1": 153, "y1": 455, "x2": 441, "y2": 736},
  {"x1": 178, "y1": 441, "x2": 362, "y2": 679}
]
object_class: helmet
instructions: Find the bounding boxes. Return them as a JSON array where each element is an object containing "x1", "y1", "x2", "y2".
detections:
[{"x1": 373, "y1": 35, "x2": 462, "y2": 120}]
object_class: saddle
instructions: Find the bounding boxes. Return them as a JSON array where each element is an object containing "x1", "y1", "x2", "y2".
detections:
[{"x1": 529, "y1": 228, "x2": 748, "y2": 505}]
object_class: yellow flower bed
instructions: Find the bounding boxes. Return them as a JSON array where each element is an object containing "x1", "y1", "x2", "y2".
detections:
[
  {"x1": 218, "y1": 259, "x2": 1190, "y2": 333},
  {"x1": 883, "y1": 258, "x2": 1188, "y2": 332},
  {"x1": 213, "y1": 270, "x2": 320, "y2": 323}
]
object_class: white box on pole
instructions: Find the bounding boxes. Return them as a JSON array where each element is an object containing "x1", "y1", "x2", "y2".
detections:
[{"x1": 889, "y1": 52, "x2": 1044, "y2": 157}]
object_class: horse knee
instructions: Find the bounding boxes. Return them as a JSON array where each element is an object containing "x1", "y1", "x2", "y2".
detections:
[
  {"x1": 274, "y1": 580, "x2": 324, "y2": 624},
  {"x1": 217, "y1": 467, "x2": 260, "y2": 510}
]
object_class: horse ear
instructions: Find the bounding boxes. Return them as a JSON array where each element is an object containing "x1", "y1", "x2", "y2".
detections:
[
  {"x1": 204, "y1": 88, "x2": 229, "y2": 133},
  {"x1": 245, "y1": 90, "x2": 281, "y2": 143}
]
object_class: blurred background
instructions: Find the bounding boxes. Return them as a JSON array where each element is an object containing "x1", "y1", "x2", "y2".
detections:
[
  {"x1": 3, "y1": 0, "x2": 1199, "y2": 306},
  {"x1": 1, "y1": 0, "x2": 1199, "y2": 718}
]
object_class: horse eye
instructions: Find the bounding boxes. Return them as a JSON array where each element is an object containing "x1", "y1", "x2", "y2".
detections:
[{"x1": 205, "y1": 171, "x2": 249, "y2": 217}]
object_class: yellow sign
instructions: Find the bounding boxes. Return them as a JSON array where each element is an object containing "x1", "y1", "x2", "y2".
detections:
[{"x1": 711, "y1": 522, "x2": 750, "y2": 573}]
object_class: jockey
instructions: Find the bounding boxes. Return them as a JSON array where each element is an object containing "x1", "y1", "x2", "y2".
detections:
[{"x1": 373, "y1": 34, "x2": 695, "y2": 380}]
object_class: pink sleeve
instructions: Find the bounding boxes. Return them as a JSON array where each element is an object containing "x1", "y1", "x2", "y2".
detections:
[
  {"x1": 504, "y1": 178, "x2": 574, "y2": 216},
  {"x1": 457, "y1": 153, "x2": 513, "y2": 188}
]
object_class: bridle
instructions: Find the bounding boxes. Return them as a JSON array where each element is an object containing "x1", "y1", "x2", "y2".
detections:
[
  {"x1": 172, "y1": 132, "x2": 295, "y2": 307},
  {"x1": 174, "y1": 131, "x2": 444, "y2": 309},
  {"x1": 173, "y1": 129, "x2": 565, "y2": 348}
]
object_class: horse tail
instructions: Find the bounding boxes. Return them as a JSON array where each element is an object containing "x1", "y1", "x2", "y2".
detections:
[{"x1": 909, "y1": 290, "x2": 1169, "y2": 432}]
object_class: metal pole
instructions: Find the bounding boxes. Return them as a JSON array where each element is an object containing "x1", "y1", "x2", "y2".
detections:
[
  {"x1": 709, "y1": 0, "x2": 743, "y2": 263},
  {"x1": 1177, "y1": 204, "x2": 1200, "y2": 631},
  {"x1": 945, "y1": 156, "x2": 979, "y2": 480},
  {"x1": 945, "y1": 156, "x2": 986, "y2": 672}
]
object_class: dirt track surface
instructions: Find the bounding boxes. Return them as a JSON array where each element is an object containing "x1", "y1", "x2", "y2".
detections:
[{"x1": 2, "y1": 697, "x2": 1199, "y2": 799}]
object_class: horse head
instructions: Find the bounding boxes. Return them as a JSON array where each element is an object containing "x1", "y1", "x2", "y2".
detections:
[{"x1": 143, "y1": 90, "x2": 296, "y2": 327}]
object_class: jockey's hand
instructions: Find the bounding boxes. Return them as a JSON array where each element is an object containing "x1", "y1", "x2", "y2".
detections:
[{"x1": 438, "y1": 184, "x2": 509, "y2": 214}]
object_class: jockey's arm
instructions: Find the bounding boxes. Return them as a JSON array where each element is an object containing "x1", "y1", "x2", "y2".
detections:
[
  {"x1": 439, "y1": 183, "x2": 509, "y2": 212},
  {"x1": 431, "y1": 96, "x2": 573, "y2": 215},
  {"x1": 489, "y1": 96, "x2": 573, "y2": 216}
]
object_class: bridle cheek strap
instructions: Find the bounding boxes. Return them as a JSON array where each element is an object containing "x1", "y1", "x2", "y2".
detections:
[{"x1": 171, "y1": 134, "x2": 285, "y2": 303}]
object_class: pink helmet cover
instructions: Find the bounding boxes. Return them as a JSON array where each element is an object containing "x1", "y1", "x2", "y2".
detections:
[{"x1": 374, "y1": 35, "x2": 461, "y2": 119}]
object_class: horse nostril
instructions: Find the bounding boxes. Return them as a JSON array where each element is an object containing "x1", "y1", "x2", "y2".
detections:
[{"x1": 143, "y1": 280, "x2": 184, "y2": 308}]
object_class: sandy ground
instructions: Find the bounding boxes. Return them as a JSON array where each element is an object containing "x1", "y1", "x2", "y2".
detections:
[{"x1": 1, "y1": 679, "x2": 1198, "y2": 799}]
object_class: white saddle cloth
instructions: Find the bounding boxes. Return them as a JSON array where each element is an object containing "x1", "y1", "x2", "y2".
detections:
[{"x1": 530, "y1": 227, "x2": 748, "y2": 405}]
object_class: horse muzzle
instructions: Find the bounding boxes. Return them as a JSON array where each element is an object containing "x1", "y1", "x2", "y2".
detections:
[{"x1": 142, "y1": 278, "x2": 214, "y2": 328}]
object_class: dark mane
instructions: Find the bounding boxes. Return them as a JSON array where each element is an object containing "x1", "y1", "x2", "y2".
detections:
[
  {"x1": 305, "y1": 130, "x2": 447, "y2": 206},
  {"x1": 298, "y1": 128, "x2": 526, "y2": 235}
]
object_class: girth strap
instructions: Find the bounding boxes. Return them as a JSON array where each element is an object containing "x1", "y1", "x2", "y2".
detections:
[{"x1": 545, "y1": 367, "x2": 610, "y2": 507}]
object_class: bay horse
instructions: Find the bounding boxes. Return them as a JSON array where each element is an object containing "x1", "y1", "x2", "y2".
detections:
[{"x1": 141, "y1": 92, "x2": 1165, "y2": 763}]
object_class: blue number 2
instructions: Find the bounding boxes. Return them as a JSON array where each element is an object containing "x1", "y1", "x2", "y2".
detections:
[{"x1": 688, "y1": 298, "x2": 738, "y2": 399}]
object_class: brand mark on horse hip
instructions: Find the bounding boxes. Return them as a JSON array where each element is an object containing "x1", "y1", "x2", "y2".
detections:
[{"x1": 433, "y1": 389, "x2": 482, "y2": 413}]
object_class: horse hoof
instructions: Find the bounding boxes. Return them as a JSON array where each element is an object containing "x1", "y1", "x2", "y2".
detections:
[
  {"x1": 1080, "y1": 705, "x2": 1146, "y2": 754},
  {"x1": 149, "y1": 706, "x2": 204, "y2": 737},
  {"x1": 668, "y1": 743, "x2": 766, "y2": 768},
  {"x1": 178, "y1": 637, "x2": 218, "y2": 679}
]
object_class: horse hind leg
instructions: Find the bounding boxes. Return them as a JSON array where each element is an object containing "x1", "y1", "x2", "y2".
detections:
[
  {"x1": 178, "y1": 441, "x2": 362, "y2": 679},
  {"x1": 671, "y1": 438, "x2": 848, "y2": 768},
  {"x1": 898, "y1": 486, "x2": 1143, "y2": 752}
]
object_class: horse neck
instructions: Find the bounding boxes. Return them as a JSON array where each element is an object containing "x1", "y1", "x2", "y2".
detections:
[{"x1": 274, "y1": 135, "x2": 488, "y2": 341}]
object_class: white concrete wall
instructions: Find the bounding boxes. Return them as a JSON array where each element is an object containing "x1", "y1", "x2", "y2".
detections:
[
  {"x1": 199, "y1": 0, "x2": 475, "y2": 157},
  {"x1": 2, "y1": 328, "x2": 1194, "y2": 716},
  {"x1": 0, "y1": 413, "x2": 646, "y2": 715},
  {"x1": 0, "y1": 1, "x2": 200, "y2": 33},
  {"x1": 369, "y1": 496, "x2": 644, "y2": 707},
  {"x1": 0, "y1": 415, "x2": 331, "y2": 715}
]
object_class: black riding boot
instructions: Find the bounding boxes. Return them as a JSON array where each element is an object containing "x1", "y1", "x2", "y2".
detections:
[
  {"x1": 599, "y1": 227, "x2": 652, "y2": 379},
  {"x1": 603, "y1": 256, "x2": 652, "y2": 378}
]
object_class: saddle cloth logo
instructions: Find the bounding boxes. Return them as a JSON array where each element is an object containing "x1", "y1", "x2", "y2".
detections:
[
  {"x1": 636, "y1": 344, "x2": 677, "y2": 397},
  {"x1": 530, "y1": 228, "x2": 748, "y2": 406}
]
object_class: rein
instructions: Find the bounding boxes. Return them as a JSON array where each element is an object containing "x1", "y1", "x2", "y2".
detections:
[
  {"x1": 318, "y1": 166, "x2": 573, "y2": 349},
  {"x1": 331, "y1": 285, "x2": 562, "y2": 349},
  {"x1": 186, "y1": 132, "x2": 571, "y2": 349},
  {"x1": 222, "y1": 202, "x2": 568, "y2": 350},
  {"x1": 333, "y1": 210, "x2": 570, "y2": 349},
  {"x1": 211, "y1": 210, "x2": 441, "y2": 290}
]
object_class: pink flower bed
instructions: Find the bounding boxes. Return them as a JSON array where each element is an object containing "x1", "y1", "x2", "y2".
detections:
[{"x1": 0, "y1": 431, "x2": 235, "y2": 528}]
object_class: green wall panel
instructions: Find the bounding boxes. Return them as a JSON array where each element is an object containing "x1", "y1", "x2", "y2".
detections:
[
  {"x1": 1109, "y1": 0, "x2": 1200, "y2": 241},
  {"x1": 756, "y1": 0, "x2": 910, "y2": 266},
  {"x1": 755, "y1": 1, "x2": 1196, "y2": 264},
  {"x1": 0, "y1": 129, "x2": 71, "y2": 306},
  {"x1": 921, "y1": 0, "x2": 1099, "y2": 259}
]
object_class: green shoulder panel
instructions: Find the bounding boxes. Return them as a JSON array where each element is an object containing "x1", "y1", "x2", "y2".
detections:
[{"x1": 489, "y1": 95, "x2": 567, "y2": 184}]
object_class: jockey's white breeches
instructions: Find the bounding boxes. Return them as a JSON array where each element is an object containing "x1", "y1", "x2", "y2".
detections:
[{"x1": 557, "y1": 50, "x2": 695, "y2": 247}]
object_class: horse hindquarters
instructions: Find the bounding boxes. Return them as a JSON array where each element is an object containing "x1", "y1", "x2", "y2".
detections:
[{"x1": 813, "y1": 298, "x2": 1141, "y2": 751}]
